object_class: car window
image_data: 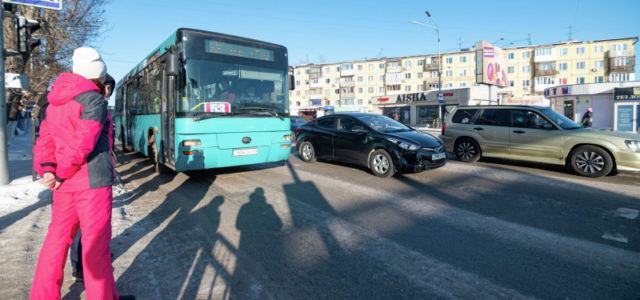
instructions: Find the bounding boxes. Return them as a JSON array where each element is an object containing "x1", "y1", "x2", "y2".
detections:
[
  {"x1": 451, "y1": 109, "x2": 478, "y2": 124},
  {"x1": 512, "y1": 110, "x2": 554, "y2": 129},
  {"x1": 317, "y1": 117, "x2": 336, "y2": 130},
  {"x1": 356, "y1": 114, "x2": 410, "y2": 133},
  {"x1": 476, "y1": 109, "x2": 510, "y2": 126},
  {"x1": 539, "y1": 108, "x2": 581, "y2": 129},
  {"x1": 338, "y1": 118, "x2": 356, "y2": 132}
]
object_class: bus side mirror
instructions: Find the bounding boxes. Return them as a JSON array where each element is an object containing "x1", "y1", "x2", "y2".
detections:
[
  {"x1": 289, "y1": 74, "x2": 295, "y2": 91},
  {"x1": 166, "y1": 47, "x2": 179, "y2": 77}
]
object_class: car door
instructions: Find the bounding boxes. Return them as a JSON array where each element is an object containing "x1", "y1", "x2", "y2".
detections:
[
  {"x1": 509, "y1": 109, "x2": 565, "y2": 162},
  {"x1": 473, "y1": 109, "x2": 511, "y2": 156},
  {"x1": 333, "y1": 117, "x2": 369, "y2": 166},
  {"x1": 311, "y1": 117, "x2": 337, "y2": 160}
]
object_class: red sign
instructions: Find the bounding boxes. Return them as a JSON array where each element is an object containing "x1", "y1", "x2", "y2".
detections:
[{"x1": 378, "y1": 97, "x2": 389, "y2": 102}]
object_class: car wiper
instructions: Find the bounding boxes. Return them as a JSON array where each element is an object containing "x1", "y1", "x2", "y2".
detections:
[{"x1": 235, "y1": 106, "x2": 285, "y2": 120}]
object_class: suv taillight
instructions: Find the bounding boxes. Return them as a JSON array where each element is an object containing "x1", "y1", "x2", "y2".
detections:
[{"x1": 441, "y1": 122, "x2": 446, "y2": 135}]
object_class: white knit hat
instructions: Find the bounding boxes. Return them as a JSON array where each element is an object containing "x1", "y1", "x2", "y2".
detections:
[{"x1": 72, "y1": 47, "x2": 107, "y2": 80}]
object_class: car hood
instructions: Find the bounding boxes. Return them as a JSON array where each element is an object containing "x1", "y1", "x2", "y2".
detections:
[
  {"x1": 564, "y1": 128, "x2": 640, "y2": 141},
  {"x1": 384, "y1": 130, "x2": 442, "y2": 147}
]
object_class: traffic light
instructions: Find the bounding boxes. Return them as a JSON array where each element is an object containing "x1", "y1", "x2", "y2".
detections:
[{"x1": 16, "y1": 16, "x2": 41, "y2": 56}]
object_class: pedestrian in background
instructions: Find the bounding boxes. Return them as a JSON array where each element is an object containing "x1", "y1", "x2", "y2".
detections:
[
  {"x1": 581, "y1": 107, "x2": 593, "y2": 128},
  {"x1": 30, "y1": 47, "x2": 127, "y2": 300},
  {"x1": 6, "y1": 91, "x2": 22, "y2": 145},
  {"x1": 68, "y1": 73, "x2": 116, "y2": 283}
]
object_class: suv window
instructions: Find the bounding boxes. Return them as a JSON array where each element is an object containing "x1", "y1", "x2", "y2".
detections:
[
  {"x1": 512, "y1": 110, "x2": 554, "y2": 129},
  {"x1": 451, "y1": 109, "x2": 479, "y2": 124},
  {"x1": 317, "y1": 117, "x2": 336, "y2": 130},
  {"x1": 476, "y1": 109, "x2": 510, "y2": 126}
]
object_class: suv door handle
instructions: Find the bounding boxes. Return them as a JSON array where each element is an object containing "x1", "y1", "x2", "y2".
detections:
[
  {"x1": 513, "y1": 130, "x2": 525, "y2": 134},
  {"x1": 473, "y1": 127, "x2": 484, "y2": 131}
]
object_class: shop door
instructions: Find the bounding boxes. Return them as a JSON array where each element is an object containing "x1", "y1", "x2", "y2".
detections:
[{"x1": 563, "y1": 101, "x2": 574, "y2": 121}]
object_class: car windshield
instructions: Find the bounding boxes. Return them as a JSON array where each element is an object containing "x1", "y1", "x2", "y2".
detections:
[
  {"x1": 356, "y1": 114, "x2": 410, "y2": 133},
  {"x1": 539, "y1": 108, "x2": 582, "y2": 129}
]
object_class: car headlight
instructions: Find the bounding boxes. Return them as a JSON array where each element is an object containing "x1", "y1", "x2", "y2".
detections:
[
  {"x1": 387, "y1": 138, "x2": 420, "y2": 151},
  {"x1": 625, "y1": 140, "x2": 640, "y2": 151}
]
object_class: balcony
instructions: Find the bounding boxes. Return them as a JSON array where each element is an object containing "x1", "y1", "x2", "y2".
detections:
[
  {"x1": 386, "y1": 61, "x2": 402, "y2": 73},
  {"x1": 608, "y1": 56, "x2": 635, "y2": 73},
  {"x1": 340, "y1": 80, "x2": 355, "y2": 88},
  {"x1": 423, "y1": 58, "x2": 440, "y2": 71},
  {"x1": 310, "y1": 79, "x2": 323, "y2": 88},
  {"x1": 340, "y1": 64, "x2": 355, "y2": 76},
  {"x1": 535, "y1": 69, "x2": 557, "y2": 76}
]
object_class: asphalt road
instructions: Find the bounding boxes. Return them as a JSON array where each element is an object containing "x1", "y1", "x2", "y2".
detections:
[{"x1": 3, "y1": 145, "x2": 638, "y2": 299}]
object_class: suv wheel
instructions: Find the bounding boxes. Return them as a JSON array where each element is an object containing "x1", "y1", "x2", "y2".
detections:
[
  {"x1": 569, "y1": 145, "x2": 613, "y2": 177},
  {"x1": 455, "y1": 138, "x2": 481, "y2": 163},
  {"x1": 369, "y1": 149, "x2": 395, "y2": 177},
  {"x1": 299, "y1": 141, "x2": 316, "y2": 163}
]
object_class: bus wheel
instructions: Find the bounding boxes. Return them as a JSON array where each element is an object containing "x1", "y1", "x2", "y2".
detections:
[{"x1": 148, "y1": 135, "x2": 170, "y2": 174}]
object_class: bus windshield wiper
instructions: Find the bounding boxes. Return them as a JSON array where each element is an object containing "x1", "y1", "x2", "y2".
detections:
[
  {"x1": 193, "y1": 112, "x2": 230, "y2": 121},
  {"x1": 235, "y1": 106, "x2": 285, "y2": 120}
]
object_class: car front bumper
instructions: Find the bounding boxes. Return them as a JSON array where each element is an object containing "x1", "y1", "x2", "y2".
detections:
[
  {"x1": 398, "y1": 150, "x2": 447, "y2": 172},
  {"x1": 615, "y1": 150, "x2": 640, "y2": 172}
]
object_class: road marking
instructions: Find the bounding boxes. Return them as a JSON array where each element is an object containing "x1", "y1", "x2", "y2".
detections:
[
  {"x1": 601, "y1": 232, "x2": 629, "y2": 243},
  {"x1": 615, "y1": 208, "x2": 639, "y2": 220}
]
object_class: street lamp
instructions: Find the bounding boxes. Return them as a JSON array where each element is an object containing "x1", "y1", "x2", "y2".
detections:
[{"x1": 409, "y1": 10, "x2": 442, "y2": 127}]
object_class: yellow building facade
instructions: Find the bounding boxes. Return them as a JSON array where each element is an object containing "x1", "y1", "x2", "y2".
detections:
[{"x1": 290, "y1": 37, "x2": 636, "y2": 116}]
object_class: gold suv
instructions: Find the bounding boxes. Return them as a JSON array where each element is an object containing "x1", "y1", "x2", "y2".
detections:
[{"x1": 440, "y1": 105, "x2": 640, "y2": 177}]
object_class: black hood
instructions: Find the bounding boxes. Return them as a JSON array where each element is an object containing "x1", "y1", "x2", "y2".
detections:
[{"x1": 384, "y1": 130, "x2": 442, "y2": 147}]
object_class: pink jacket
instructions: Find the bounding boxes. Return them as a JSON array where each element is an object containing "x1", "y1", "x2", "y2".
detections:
[{"x1": 33, "y1": 73, "x2": 114, "y2": 192}]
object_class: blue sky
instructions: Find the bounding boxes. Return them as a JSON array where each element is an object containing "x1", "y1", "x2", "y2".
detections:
[{"x1": 96, "y1": 0, "x2": 640, "y2": 84}]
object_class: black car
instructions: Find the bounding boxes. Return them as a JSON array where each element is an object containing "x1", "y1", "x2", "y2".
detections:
[
  {"x1": 295, "y1": 113, "x2": 446, "y2": 177},
  {"x1": 290, "y1": 115, "x2": 307, "y2": 139}
]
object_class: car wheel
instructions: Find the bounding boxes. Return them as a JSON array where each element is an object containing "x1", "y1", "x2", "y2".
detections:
[
  {"x1": 455, "y1": 138, "x2": 481, "y2": 163},
  {"x1": 569, "y1": 145, "x2": 613, "y2": 177},
  {"x1": 299, "y1": 141, "x2": 316, "y2": 163},
  {"x1": 369, "y1": 149, "x2": 395, "y2": 177}
]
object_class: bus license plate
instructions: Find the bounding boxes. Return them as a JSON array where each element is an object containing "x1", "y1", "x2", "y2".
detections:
[
  {"x1": 233, "y1": 148, "x2": 258, "y2": 156},
  {"x1": 432, "y1": 153, "x2": 446, "y2": 160}
]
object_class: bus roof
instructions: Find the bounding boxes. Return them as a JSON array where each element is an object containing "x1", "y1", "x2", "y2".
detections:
[{"x1": 115, "y1": 28, "x2": 287, "y2": 88}]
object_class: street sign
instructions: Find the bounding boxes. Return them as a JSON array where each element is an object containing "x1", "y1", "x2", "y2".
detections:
[
  {"x1": 2, "y1": 0, "x2": 62, "y2": 10},
  {"x1": 438, "y1": 92, "x2": 444, "y2": 104}
]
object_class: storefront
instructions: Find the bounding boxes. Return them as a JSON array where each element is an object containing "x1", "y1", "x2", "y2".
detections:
[
  {"x1": 544, "y1": 82, "x2": 640, "y2": 132},
  {"x1": 376, "y1": 86, "x2": 497, "y2": 128}
]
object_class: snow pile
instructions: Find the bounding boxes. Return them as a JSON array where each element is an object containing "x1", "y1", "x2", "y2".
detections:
[{"x1": 0, "y1": 176, "x2": 48, "y2": 214}]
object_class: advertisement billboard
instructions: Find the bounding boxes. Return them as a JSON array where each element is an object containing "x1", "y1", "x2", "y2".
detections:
[{"x1": 475, "y1": 41, "x2": 508, "y2": 87}]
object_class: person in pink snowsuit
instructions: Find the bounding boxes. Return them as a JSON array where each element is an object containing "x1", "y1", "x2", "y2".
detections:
[{"x1": 31, "y1": 47, "x2": 119, "y2": 300}]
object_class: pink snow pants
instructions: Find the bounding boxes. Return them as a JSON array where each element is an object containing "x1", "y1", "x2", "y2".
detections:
[{"x1": 30, "y1": 186, "x2": 119, "y2": 300}]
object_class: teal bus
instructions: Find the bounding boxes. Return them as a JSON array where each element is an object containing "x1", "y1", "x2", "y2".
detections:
[{"x1": 114, "y1": 28, "x2": 293, "y2": 172}]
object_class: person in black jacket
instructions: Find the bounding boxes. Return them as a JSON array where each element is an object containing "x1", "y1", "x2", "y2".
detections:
[{"x1": 581, "y1": 107, "x2": 593, "y2": 128}]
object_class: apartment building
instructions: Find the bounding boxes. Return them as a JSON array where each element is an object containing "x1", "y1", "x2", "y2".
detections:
[{"x1": 289, "y1": 37, "x2": 637, "y2": 120}]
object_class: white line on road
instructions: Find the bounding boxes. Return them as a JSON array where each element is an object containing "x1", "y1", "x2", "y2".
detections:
[
  {"x1": 601, "y1": 232, "x2": 629, "y2": 244},
  {"x1": 615, "y1": 208, "x2": 639, "y2": 220}
]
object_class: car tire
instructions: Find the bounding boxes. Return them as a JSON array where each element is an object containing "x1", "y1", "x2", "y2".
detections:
[
  {"x1": 369, "y1": 149, "x2": 395, "y2": 177},
  {"x1": 569, "y1": 145, "x2": 613, "y2": 177},
  {"x1": 299, "y1": 141, "x2": 316, "y2": 163},
  {"x1": 455, "y1": 138, "x2": 481, "y2": 163}
]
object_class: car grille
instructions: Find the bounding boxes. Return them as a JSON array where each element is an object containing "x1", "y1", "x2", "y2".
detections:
[{"x1": 424, "y1": 145, "x2": 444, "y2": 153}]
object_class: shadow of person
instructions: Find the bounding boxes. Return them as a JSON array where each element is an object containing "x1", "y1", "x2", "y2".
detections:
[{"x1": 231, "y1": 187, "x2": 284, "y2": 298}]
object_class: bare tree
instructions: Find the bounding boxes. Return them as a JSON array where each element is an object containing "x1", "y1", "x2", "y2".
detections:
[{"x1": 3, "y1": 0, "x2": 109, "y2": 102}]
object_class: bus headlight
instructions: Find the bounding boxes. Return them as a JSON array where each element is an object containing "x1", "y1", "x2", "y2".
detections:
[
  {"x1": 182, "y1": 140, "x2": 202, "y2": 147},
  {"x1": 283, "y1": 134, "x2": 292, "y2": 141}
]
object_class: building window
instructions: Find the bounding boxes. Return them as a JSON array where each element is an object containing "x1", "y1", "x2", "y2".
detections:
[
  {"x1": 358, "y1": 99, "x2": 363, "y2": 104},
  {"x1": 335, "y1": 89, "x2": 340, "y2": 94},
  {"x1": 522, "y1": 65, "x2": 530, "y2": 73},
  {"x1": 431, "y1": 71, "x2": 438, "y2": 78},
  {"x1": 417, "y1": 59, "x2": 424, "y2": 66},
  {"x1": 576, "y1": 47, "x2": 585, "y2": 55},
  {"x1": 609, "y1": 73, "x2": 632, "y2": 82},
  {"x1": 335, "y1": 78, "x2": 340, "y2": 83},
  {"x1": 404, "y1": 85, "x2": 411, "y2": 92},
  {"x1": 296, "y1": 80, "x2": 300, "y2": 86},
  {"x1": 576, "y1": 61, "x2": 585, "y2": 70},
  {"x1": 508, "y1": 66, "x2": 515, "y2": 74},
  {"x1": 379, "y1": 87, "x2": 385, "y2": 93},
  {"x1": 559, "y1": 63, "x2": 568, "y2": 71},
  {"x1": 379, "y1": 63, "x2": 384, "y2": 69},
  {"x1": 405, "y1": 61, "x2": 411, "y2": 67},
  {"x1": 357, "y1": 64, "x2": 363, "y2": 71},
  {"x1": 535, "y1": 48, "x2": 552, "y2": 56},
  {"x1": 446, "y1": 70, "x2": 453, "y2": 77},
  {"x1": 325, "y1": 67, "x2": 330, "y2": 73},
  {"x1": 325, "y1": 89, "x2": 331, "y2": 95},
  {"x1": 535, "y1": 76, "x2": 555, "y2": 85},
  {"x1": 336, "y1": 66, "x2": 340, "y2": 72},
  {"x1": 325, "y1": 100, "x2": 330, "y2": 105},
  {"x1": 305, "y1": 80, "x2": 309, "y2": 85},
  {"x1": 509, "y1": 80, "x2": 514, "y2": 87},
  {"x1": 358, "y1": 88, "x2": 363, "y2": 93},
  {"x1": 405, "y1": 73, "x2": 411, "y2": 79},
  {"x1": 508, "y1": 53, "x2": 515, "y2": 59},
  {"x1": 342, "y1": 63, "x2": 353, "y2": 71},
  {"x1": 577, "y1": 77, "x2": 585, "y2": 84},
  {"x1": 594, "y1": 60, "x2": 604, "y2": 70},
  {"x1": 539, "y1": 62, "x2": 555, "y2": 71},
  {"x1": 357, "y1": 76, "x2": 363, "y2": 82},
  {"x1": 594, "y1": 45, "x2": 603, "y2": 53},
  {"x1": 387, "y1": 84, "x2": 401, "y2": 91},
  {"x1": 368, "y1": 64, "x2": 374, "y2": 70},
  {"x1": 379, "y1": 75, "x2": 385, "y2": 81},
  {"x1": 368, "y1": 76, "x2": 374, "y2": 82},
  {"x1": 559, "y1": 78, "x2": 567, "y2": 84},
  {"x1": 304, "y1": 69, "x2": 309, "y2": 74},
  {"x1": 460, "y1": 82, "x2": 467, "y2": 87},
  {"x1": 446, "y1": 57, "x2": 453, "y2": 64},
  {"x1": 325, "y1": 78, "x2": 330, "y2": 84},
  {"x1": 594, "y1": 76, "x2": 603, "y2": 83},
  {"x1": 460, "y1": 56, "x2": 467, "y2": 63},
  {"x1": 560, "y1": 48, "x2": 568, "y2": 56},
  {"x1": 417, "y1": 84, "x2": 423, "y2": 91},
  {"x1": 522, "y1": 51, "x2": 530, "y2": 58},
  {"x1": 418, "y1": 72, "x2": 423, "y2": 78},
  {"x1": 459, "y1": 69, "x2": 467, "y2": 76},
  {"x1": 612, "y1": 43, "x2": 628, "y2": 52},
  {"x1": 368, "y1": 87, "x2": 374, "y2": 93},
  {"x1": 296, "y1": 91, "x2": 300, "y2": 96},
  {"x1": 522, "y1": 80, "x2": 530, "y2": 87}
]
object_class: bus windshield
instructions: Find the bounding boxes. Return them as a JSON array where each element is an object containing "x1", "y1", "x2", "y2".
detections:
[{"x1": 178, "y1": 59, "x2": 288, "y2": 117}]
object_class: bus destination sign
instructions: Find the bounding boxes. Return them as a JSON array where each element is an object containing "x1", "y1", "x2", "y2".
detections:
[{"x1": 205, "y1": 40, "x2": 274, "y2": 62}]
